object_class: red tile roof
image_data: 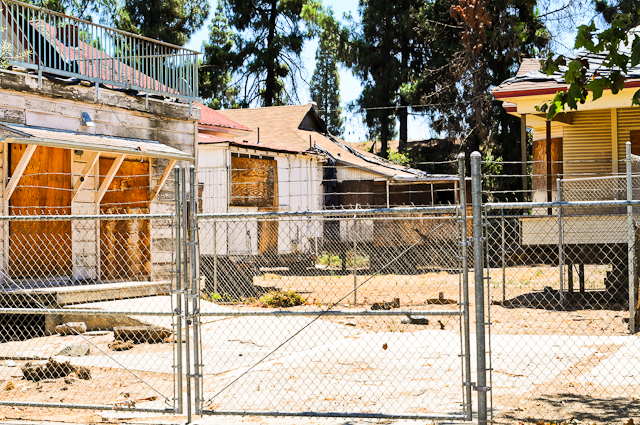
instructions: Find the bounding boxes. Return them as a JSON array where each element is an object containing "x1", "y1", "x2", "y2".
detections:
[{"x1": 196, "y1": 103, "x2": 250, "y2": 131}]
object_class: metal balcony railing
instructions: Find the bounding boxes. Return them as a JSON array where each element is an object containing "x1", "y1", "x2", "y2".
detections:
[{"x1": 0, "y1": 0, "x2": 199, "y2": 101}]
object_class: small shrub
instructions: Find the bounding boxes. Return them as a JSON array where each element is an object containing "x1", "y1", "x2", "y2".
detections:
[
  {"x1": 258, "y1": 290, "x2": 305, "y2": 308},
  {"x1": 317, "y1": 252, "x2": 342, "y2": 268}
]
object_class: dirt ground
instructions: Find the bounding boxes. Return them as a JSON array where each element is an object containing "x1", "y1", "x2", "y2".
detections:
[
  {"x1": 248, "y1": 265, "x2": 630, "y2": 336},
  {"x1": 0, "y1": 264, "x2": 636, "y2": 424}
]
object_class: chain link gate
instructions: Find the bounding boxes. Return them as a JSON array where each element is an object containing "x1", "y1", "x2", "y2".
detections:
[{"x1": 186, "y1": 157, "x2": 475, "y2": 422}]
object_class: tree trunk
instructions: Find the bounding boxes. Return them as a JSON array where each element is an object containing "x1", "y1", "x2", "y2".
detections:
[
  {"x1": 380, "y1": 114, "x2": 389, "y2": 158},
  {"x1": 263, "y1": 0, "x2": 278, "y2": 106}
]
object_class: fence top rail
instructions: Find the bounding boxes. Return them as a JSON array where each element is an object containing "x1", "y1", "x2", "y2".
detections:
[
  {"x1": 3, "y1": 0, "x2": 201, "y2": 53},
  {"x1": 195, "y1": 205, "x2": 461, "y2": 220},
  {"x1": 0, "y1": 213, "x2": 173, "y2": 221},
  {"x1": 485, "y1": 199, "x2": 640, "y2": 210}
]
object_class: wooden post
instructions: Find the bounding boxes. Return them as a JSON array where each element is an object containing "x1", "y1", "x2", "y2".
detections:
[
  {"x1": 546, "y1": 120, "x2": 552, "y2": 215},
  {"x1": 579, "y1": 263, "x2": 585, "y2": 293},
  {"x1": 521, "y1": 114, "x2": 528, "y2": 200}
]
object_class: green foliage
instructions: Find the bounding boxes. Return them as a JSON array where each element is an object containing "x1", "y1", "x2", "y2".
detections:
[
  {"x1": 310, "y1": 10, "x2": 344, "y2": 137},
  {"x1": 22, "y1": 0, "x2": 116, "y2": 22},
  {"x1": 115, "y1": 0, "x2": 209, "y2": 46},
  {"x1": 203, "y1": 0, "x2": 325, "y2": 107},
  {"x1": 258, "y1": 290, "x2": 306, "y2": 308},
  {"x1": 386, "y1": 149, "x2": 410, "y2": 166},
  {"x1": 540, "y1": 1, "x2": 640, "y2": 118}
]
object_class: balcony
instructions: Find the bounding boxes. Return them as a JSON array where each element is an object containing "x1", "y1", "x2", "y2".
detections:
[{"x1": 0, "y1": 0, "x2": 199, "y2": 101}]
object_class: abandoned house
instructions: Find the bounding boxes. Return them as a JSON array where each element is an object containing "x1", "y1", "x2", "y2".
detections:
[
  {"x1": 493, "y1": 55, "x2": 640, "y2": 302},
  {"x1": 196, "y1": 103, "x2": 462, "y2": 297},
  {"x1": 0, "y1": 0, "x2": 198, "y2": 298}
]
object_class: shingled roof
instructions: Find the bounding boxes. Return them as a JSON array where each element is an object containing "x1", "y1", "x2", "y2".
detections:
[
  {"x1": 217, "y1": 104, "x2": 455, "y2": 180},
  {"x1": 494, "y1": 45, "x2": 640, "y2": 99}
]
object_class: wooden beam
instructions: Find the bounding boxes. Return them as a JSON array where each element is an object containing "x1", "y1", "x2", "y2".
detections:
[
  {"x1": 96, "y1": 154, "x2": 125, "y2": 206},
  {"x1": 5, "y1": 143, "x2": 36, "y2": 202},
  {"x1": 149, "y1": 159, "x2": 177, "y2": 202},
  {"x1": 612, "y1": 108, "x2": 619, "y2": 174},
  {"x1": 521, "y1": 114, "x2": 528, "y2": 199},
  {"x1": 72, "y1": 151, "x2": 100, "y2": 202}
]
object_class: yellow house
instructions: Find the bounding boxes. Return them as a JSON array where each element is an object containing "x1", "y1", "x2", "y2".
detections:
[
  {"x1": 493, "y1": 58, "x2": 640, "y2": 305},
  {"x1": 494, "y1": 58, "x2": 640, "y2": 204}
]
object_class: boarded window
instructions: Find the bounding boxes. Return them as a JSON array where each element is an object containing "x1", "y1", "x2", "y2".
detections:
[
  {"x1": 630, "y1": 130, "x2": 640, "y2": 156},
  {"x1": 99, "y1": 158, "x2": 150, "y2": 281},
  {"x1": 9, "y1": 144, "x2": 71, "y2": 278},
  {"x1": 337, "y1": 180, "x2": 374, "y2": 208},
  {"x1": 532, "y1": 137, "x2": 563, "y2": 198},
  {"x1": 230, "y1": 156, "x2": 278, "y2": 208}
]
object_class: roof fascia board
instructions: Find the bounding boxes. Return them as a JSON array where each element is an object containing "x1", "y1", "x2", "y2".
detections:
[
  {"x1": 1, "y1": 136, "x2": 194, "y2": 161},
  {"x1": 198, "y1": 124, "x2": 250, "y2": 135}
]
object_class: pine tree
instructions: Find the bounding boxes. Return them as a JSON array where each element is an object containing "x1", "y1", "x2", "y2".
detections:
[
  {"x1": 115, "y1": 0, "x2": 209, "y2": 46},
  {"x1": 310, "y1": 30, "x2": 344, "y2": 137},
  {"x1": 203, "y1": 0, "x2": 323, "y2": 107}
]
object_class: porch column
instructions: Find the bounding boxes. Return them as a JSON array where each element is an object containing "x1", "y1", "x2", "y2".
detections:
[
  {"x1": 546, "y1": 120, "x2": 552, "y2": 205},
  {"x1": 521, "y1": 114, "x2": 528, "y2": 200}
]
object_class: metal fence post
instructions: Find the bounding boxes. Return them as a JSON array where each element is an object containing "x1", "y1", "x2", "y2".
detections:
[
  {"x1": 628, "y1": 141, "x2": 637, "y2": 333},
  {"x1": 181, "y1": 167, "x2": 192, "y2": 423},
  {"x1": 557, "y1": 178, "x2": 565, "y2": 309},
  {"x1": 353, "y1": 207, "x2": 357, "y2": 306},
  {"x1": 471, "y1": 151, "x2": 488, "y2": 425},
  {"x1": 173, "y1": 167, "x2": 183, "y2": 414},
  {"x1": 458, "y1": 153, "x2": 473, "y2": 420},
  {"x1": 189, "y1": 166, "x2": 202, "y2": 413}
]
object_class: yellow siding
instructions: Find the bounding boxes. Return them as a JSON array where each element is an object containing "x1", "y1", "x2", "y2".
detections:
[
  {"x1": 562, "y1": 109, "x2": 612, "y2": 178},
  {"x1": 530, "y1": 124, "x2": 564, "y2": 141},
  {"x1": 617, "y1": 107, "x2": 640, "y2": 163}
]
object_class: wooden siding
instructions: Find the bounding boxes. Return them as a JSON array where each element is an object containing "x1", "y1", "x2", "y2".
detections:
[
  {"x1": 617, "y1": 108, "x2": 640, "y2": 164},
  {"x1": 9, "y1": 145, "x2": 71, "y2": 278},
  {"x1": 521, "y1": 215, "x2": 627, "y2": 245},
  {"x1": 562, "y1": 109, "x2": 612, "y2": 178},
  {"x1": 99, "y1": 158, "x2": 150, "y2": 281}
]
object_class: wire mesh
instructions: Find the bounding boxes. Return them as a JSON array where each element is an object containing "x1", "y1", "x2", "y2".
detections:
[
  {"x1": 195, "y1": 209, "x2": 470, "y2": 420},
  {"x1": 0, "y1": 160, "x2": 181, "y2": 415},
  {"x1": 483, "y1": 201, "x2": 640, "y2": 424}
]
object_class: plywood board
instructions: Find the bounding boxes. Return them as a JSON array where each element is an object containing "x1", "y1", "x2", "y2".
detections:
[
  {"x1": 230, "y1": 156, "x2": 277, "y2": 208},
  {"x1": 99, "y1": 157, "x2": 150, "y2": 281},
  {"x1": 9, "y1": 144, "x2": 72, "y2": 278},
  {"x1": 521, "y1": 215, "x2": 627, "y2": 245}
]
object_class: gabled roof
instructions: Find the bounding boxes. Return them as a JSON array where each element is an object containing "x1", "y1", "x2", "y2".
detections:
[
  {"x1": 218, "y1": 104, "x2": 447, "y2": 180},
  {"x1": 196, "y1": 103, "x2": 250, "y2": 131}
]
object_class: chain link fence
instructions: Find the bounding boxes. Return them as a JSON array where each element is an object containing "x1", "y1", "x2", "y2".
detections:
[
  {"x1": 479, "y1": 143, "x2": 640, "y2": 424},
  {"x1": 0, "y1": 161, "x2": 184, "y2": 416},
  {"x1": 194, "y1": 207, "x2": 472, "y2": 420}
]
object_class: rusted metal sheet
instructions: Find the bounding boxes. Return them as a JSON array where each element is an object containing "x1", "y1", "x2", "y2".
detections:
[
  {"x1": 99, "y1": 157, "x2": 150, "y2": 281},
  {"x1": 9, "y1": 144, "x2": 72, "y2": 278}
]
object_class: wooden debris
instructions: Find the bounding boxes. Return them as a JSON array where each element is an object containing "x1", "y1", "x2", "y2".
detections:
[
  {"x1": 113, "y1": 326, "x2": 172, "y2": 344},
  {"x1": 55, "y1": 322, "x2": 87, "y2": 336},
  {"x1": 21, "y1": 358, "x2": 91, "y2": 382},
  {"x1": 426, "y1": 292, "x2": 456, "y2": 305},
  {"x1": 4, "y1": 381, "x2": 14, "y2": 391},
  {"x1": 108, "y1": 340, "x2": 134, "y2": 351}
]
